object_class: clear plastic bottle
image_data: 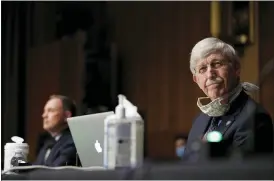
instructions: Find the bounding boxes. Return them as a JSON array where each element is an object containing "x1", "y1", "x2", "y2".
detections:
[{"x1": 104, "y1": 95, "x2": 144, "y2": 169}]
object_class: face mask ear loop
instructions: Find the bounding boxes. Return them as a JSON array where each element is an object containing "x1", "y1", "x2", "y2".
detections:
[{"x1": 197, "y1": 97, "x2": 210, "y2": 107}]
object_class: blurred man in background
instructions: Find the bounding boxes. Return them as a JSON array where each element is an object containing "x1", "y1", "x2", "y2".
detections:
[
  {"x1": 34, "y1": 95, "x2": 78, "y2": 166},
  {"x1": 184, "y1": 37, "x2": 273, "y2": 161},
  {"x1": 174, "y1": 134, "x2": 188, "y2": 158}
]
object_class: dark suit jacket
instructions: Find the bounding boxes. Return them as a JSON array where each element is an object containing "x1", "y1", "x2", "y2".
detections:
[
  {"x1": 33, "y1": 127, "x2": 78, "y2": 166},
  {"x1": 184, "y1": 91, "x2": 273, "y2": 160}
]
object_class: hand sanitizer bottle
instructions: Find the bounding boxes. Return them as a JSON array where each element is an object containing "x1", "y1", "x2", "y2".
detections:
[
  {"x1": 104, "y1": 95, "x2": 144, "y2": 169},
  {"x1": 128, "y1": 109, "x2": 144, "y2": 168},
  {"x1": 104, "y1": 95, "x2": 127, "y2": 169}
]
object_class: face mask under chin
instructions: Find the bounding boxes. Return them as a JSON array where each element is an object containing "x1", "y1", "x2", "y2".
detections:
[
  {"x1": 197, "y1": 84, "x2": 242, "y2": 117},
  {"x1": 197, "y1": 97, "x2": 230, "y2": 117}
]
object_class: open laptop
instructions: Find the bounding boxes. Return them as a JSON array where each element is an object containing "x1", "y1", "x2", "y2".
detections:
[{"x1": 67, "y1": 111, "x2": 114, "y2": 167}]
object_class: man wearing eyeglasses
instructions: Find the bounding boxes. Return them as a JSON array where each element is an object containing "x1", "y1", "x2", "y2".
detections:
[{"x1": 184, "y1": 37, "x2": 273, "y2": 161}]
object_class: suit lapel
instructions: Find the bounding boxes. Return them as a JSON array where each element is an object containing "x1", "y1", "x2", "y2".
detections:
[
  {"x1": 217, "y1": 91, "x2": 248, "y2": 136},
  {"x1": 45, "y1": 132, "x2": 68, "y2": 165},
  {"x1": 217, "y1": 114, "x2": 236, "y2": 136},
  {"x1": 35, "y1": 144, "x2": 48, "y2": 165},
  {"x1": 197, "y1": 113, "x2": 212, "y2": 139}
]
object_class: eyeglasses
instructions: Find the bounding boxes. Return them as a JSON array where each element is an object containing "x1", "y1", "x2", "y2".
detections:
[{"x1": 195, "y1": 60, "x2": 228, "y2": 75}]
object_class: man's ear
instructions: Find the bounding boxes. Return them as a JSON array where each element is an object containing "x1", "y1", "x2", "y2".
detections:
[
  {"x1": 234, "y1": 61, "x2": 241, "y2": 77},
  {"x1": 236, "y1": 68, "x2": 241, "y2": 77},
  {"x1": 64, "y1": 111, "x2": 72, "y2": 120},
  {"x1": 193, "y1": 74, "x2": 197, "y2": 83}
]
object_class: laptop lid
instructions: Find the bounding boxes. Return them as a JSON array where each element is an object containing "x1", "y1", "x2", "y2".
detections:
[{"x1": 67, "y1": 111, "x2": 114, "y2": 167}]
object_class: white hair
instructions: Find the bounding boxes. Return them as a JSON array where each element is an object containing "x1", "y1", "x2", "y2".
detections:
[{"x1": 190, "y1": 37, "x2": 240, "y2": 74}]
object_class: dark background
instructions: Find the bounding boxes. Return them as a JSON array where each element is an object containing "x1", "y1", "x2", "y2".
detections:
[{"x1": 1, "y1": 1, "x2": 274, "y2": 162}]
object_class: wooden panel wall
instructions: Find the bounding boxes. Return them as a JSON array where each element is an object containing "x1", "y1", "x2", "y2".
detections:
[
  {"x1": 24, "y1": 1, "x2": 273, "y2": 161},
  {"x1": 259, "y1": 2, "x2": 274, "y2": 120},
  {"x1": 107, "y1": 2, "x2": 211, "y2": 158},
  {"x1": 26, "y1": 32, "x2": 85, "y2": 161}
]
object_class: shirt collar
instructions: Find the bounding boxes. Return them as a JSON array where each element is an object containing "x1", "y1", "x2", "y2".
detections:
[{"x1": 54, "y1": 133, "x2": 62, "y2": 141}]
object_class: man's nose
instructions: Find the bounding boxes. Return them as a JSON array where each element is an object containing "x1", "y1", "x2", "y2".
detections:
[
  {"x1": 206, "y1": 66, "x2": 217, "y2": 79},
  {"x1": 42, "y1": 112, "x2": 47, "y2": 118}
]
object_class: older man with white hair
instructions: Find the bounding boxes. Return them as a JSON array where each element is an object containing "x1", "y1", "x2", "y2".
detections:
[{"x1": 184, "y1": 37, "x2": 273, "y2": 160}]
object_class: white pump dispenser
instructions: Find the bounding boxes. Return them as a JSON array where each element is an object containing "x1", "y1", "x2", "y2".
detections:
[{"x1": 115, "y1": 95, "x2": 126, "y2": 119}]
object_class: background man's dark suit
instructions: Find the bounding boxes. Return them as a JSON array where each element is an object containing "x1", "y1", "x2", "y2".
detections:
[
  {"x1": 34, "y1": 128, "x2": 78, "y2": 166},
  {"x1": 184, "y1": 91, "x2": 273, "y2": 160}
]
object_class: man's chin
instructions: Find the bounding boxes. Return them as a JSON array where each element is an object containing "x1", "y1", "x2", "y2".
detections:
[
  {"x1": 43, "y1": 125, "x2": 67, "y2": 134},
  {"x1": 208, "y1": 88, "x2": 226, "y2": 99},
  {"x1": 208, "y1": 92, "x2": 223, "y2": 100},
  {"x1": 43, "y1": 125, "x2": 54, "y2": 132}
]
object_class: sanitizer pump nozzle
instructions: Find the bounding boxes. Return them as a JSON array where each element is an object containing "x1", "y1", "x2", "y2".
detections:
[{"x1": 115, "y1": 95, "x2": 126, "y2": 119}]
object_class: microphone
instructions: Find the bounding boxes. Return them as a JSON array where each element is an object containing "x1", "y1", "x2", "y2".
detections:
[{"x1": 206, "y1": 131, "x2": 231, "y2": 158}]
